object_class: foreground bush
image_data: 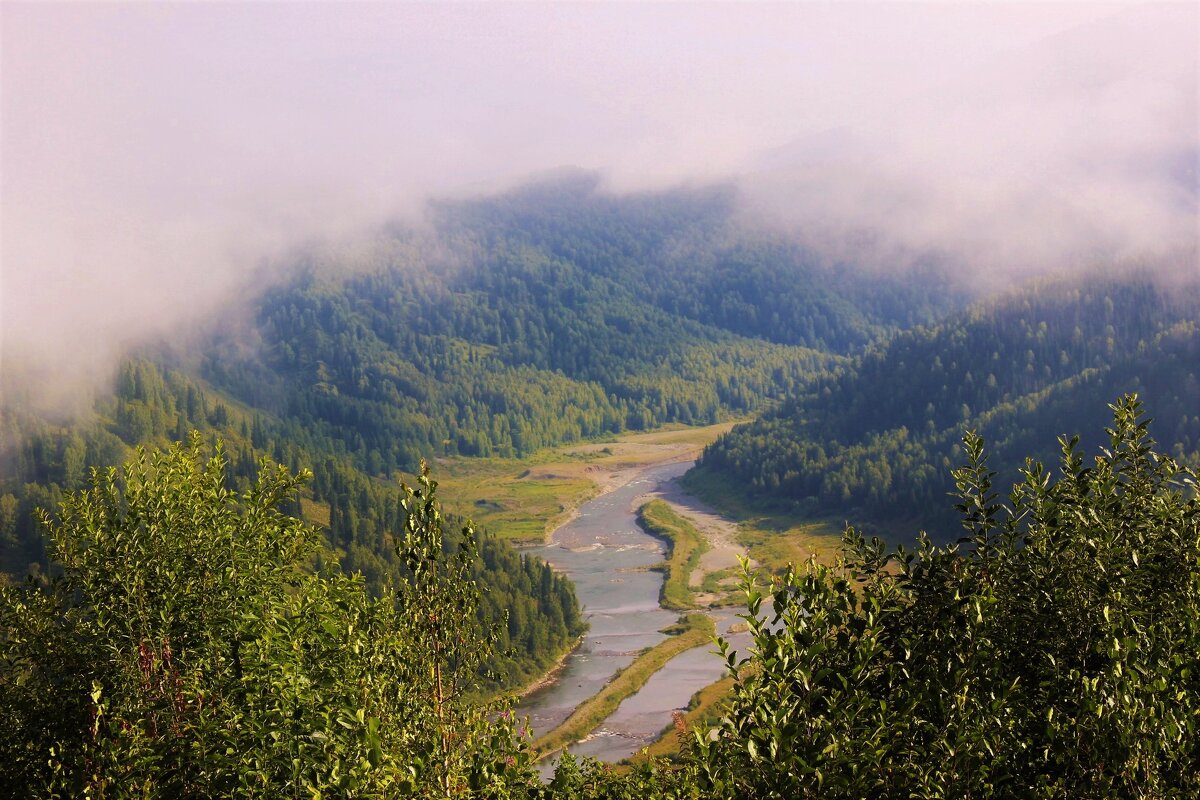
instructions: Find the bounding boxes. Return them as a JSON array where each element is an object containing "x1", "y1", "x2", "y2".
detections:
[
  {"x1": 0, "y1": 436, "x2": 531, "y2": 797},
  {"x1": 696, "y1": 395, "x2": 1200, "y2": 798}
]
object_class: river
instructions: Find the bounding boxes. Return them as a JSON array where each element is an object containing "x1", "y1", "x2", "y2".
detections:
[{"x1": 515, "y1": 459, "x2": 749, "y2": 770}]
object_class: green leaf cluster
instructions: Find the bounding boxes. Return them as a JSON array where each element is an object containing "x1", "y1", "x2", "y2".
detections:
[
  {"x1": 695, "y1": 395, "x2": 1200, "y2": 798},
  {"x1": 0, "y1": 358, "x2": 585, "y2": 692},
  {"x1": 0, "y1": 438, "x2": 533, "y2": 797}
]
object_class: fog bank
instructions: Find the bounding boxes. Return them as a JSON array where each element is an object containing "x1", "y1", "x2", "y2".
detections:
[{"x1": 2, "y1": 2, "x2": 1195, "y2": 408}]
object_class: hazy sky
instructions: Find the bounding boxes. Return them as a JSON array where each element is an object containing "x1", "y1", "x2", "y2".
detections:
[{"x1": 2, "y1": 1, "x2": 1196, "y2": 403}]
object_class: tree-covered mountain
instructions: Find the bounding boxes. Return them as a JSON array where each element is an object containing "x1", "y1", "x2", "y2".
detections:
[
  {"x1": 1, "y1": 176, "x2": 955, "y2": 688},
  {"x1": 197, "y1": 175, "x2": 959, "y2": 477},
  {"x1": 432, "y1": 172, "x2": 955, "y2": 349},
  {"x1": 688, "y1": 275, "x2": 1200, "y2": 537}
]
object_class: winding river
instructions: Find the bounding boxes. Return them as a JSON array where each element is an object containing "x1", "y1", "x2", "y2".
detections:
[{"x1": 515, "y1": 460, "x2": 749, "y2": 768}]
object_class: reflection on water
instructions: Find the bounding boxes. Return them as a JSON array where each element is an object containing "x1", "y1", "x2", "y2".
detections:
[{"x1": 515, "y1": 461, "x2": 749, "y2": 771}]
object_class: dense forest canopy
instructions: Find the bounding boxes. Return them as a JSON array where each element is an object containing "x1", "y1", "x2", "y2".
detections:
[
  {"x1": 689, "y1": 276, "x2": 1200, "y2": 535},
  {"x1": 0, "y1": 359, "x2": 584, "y2": 692},
  {"x1": 199, "y1": 177, "x2": 960, "y2": 477}
]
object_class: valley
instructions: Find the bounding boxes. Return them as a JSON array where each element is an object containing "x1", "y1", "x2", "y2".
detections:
[
  {"x1": 426, "y1": 421, "x2": 761, "y2": 762},
  {"x1": 428, "y1": 421, "x2": 744, "y2": 545},
  {"x1": 5, "y1": 3, "x2": 1198, "y2": 794},
  {"x1": 2, "y1": 179, "x2": 1197, "y2": 794}
]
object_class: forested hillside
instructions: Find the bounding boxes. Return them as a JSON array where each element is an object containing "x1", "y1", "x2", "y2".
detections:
[
  {"x1": 433, "y1": 173, "x2": 955, "y2": 349},
  {"x1": 200, "y1": 175, "x2": 958, "y2": 475},
  {"x1": 1, "y1": 178, "x2": 961, "y2": 694},
  {"x1": 0, "y1": 359, "x2": 583, "y2": 689},
  {"x1": 689, "y1": 276, "x2": 1200, "y2": 535}
]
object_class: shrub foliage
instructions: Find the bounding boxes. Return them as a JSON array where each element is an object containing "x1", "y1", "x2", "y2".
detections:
[
  {"x1": 0, "y1": 436, "x2": 531, "y2": 797},
  {"x1": 696, "y1": 395, "x2": 1200, "y2": 798},
  {"x1": 2, "y1": 396, "x2": 1196, "y2": 797}
]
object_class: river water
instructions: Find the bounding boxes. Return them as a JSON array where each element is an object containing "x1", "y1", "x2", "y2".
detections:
[{"x1": 515, "y1": 460, "x2": 749, "y2": 769}]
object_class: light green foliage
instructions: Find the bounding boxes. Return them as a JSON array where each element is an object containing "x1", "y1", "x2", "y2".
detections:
[
  {"x1": 392, "y1": 465, "x2": 537, "y2": 796},
  {"x1": 0, "y1": 437, "x2": 532, "y2": 798},
  {"x1": 0, "y1": 358, "x2": 586, "y2": 693},
  {"x1": 537, "y1": 753, "x2": 699, "y2": 800},
  {"x1": 695, "y1": 395, "x2": 1200, "y2": 798}
]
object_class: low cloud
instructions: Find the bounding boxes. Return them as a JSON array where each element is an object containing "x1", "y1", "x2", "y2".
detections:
[
  {"x1": 2, "y1": 2, "x2": 1195, "y2": 410},
  {"x1": 737, "y1": 3, "x2": 1198, "y2": 288}
]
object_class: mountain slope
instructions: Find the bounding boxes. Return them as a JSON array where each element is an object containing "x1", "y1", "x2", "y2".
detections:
[
  {"x1": 1, "y1": 177, "x2": 958, "y2": 686},
  {"x1": 200, "y1": 176, "x2": 957, "y2": 477},
  {"x1": 688, "y1": 276, "x2": 1200, "y2": 537},
  {"x1": 0, "y1": 360, "x2": 584, "y2": 689}
]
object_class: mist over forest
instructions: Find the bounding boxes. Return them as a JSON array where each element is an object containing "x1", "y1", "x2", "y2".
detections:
[
  {"x1": 1, "y1": 3, "x2": 1198, "y2": 797},
  {"x1": 2, "y1": 2, "x2": 1196, "y2": 407}
]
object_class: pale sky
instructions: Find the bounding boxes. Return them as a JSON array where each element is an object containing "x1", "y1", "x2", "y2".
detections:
[{"x1": 2, "y1": 2, "x2": 1196, "y2": 403}]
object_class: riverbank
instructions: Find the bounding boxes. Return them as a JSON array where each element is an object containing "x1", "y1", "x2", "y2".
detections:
[
  {"x1": 514, "y1": 634, "x2": 586, "y2": 701},
  {"x1": 635, "y1": 500, "x2": 709, "y2": 610},
  {"x1": 645, "y1": 481, "x2": 753, "y2": 606},
  {"x1": 680, "y1": 467, "x2": 845, "y2": 571},
  {"x1": 429, "y1": 421, "x2": 742, "y2": 544},
  {"x1": 630, "y1": 675, "x2": 736, "y2": 764},
  {"x1": 532, "y1": 613, "x2": 715, "y2": 760},
  {"x1": 503, "y1": 425, "x2": 762, "y2": 765}
]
